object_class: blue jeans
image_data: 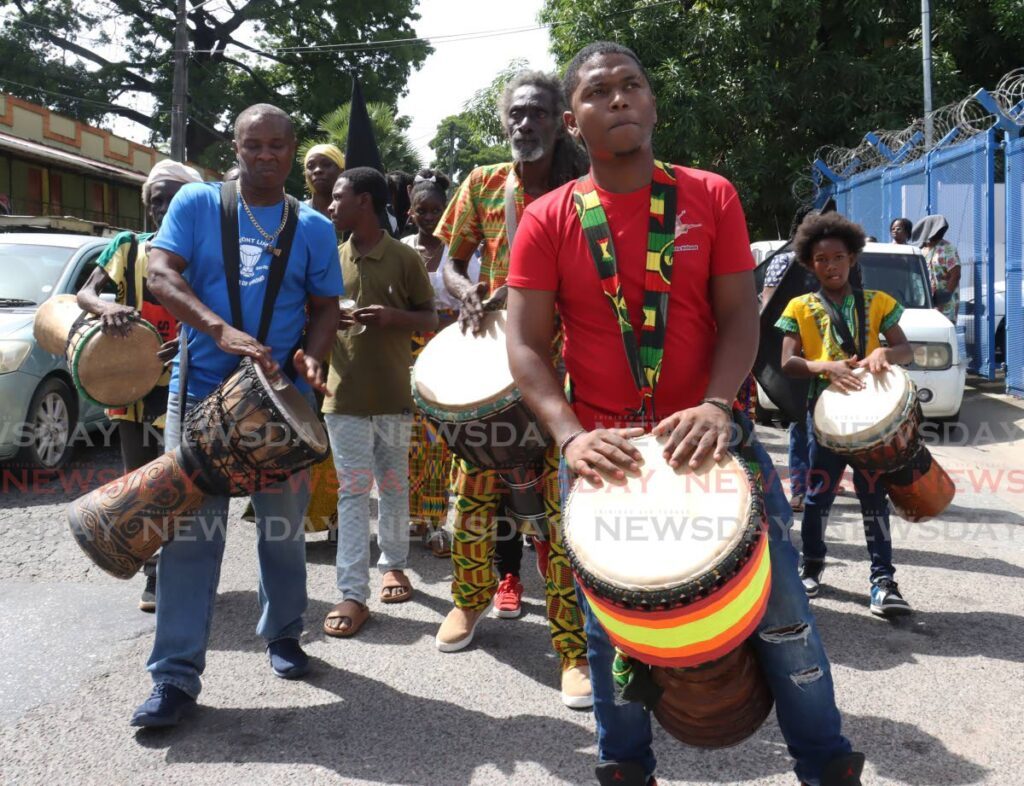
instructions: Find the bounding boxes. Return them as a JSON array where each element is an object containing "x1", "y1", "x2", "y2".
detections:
[
  {"x1": 801, "y1": 413, "x2": 895, "y2": 583},
  {"x1": 565, "y1": 420, "x2": 853, "y2": 786},
  {"x1": 147, "y1": 391, "x2": 312, "y2": 698},
  {"x1": 789, "y1": 417, "x2": 810, "y2": 498}
]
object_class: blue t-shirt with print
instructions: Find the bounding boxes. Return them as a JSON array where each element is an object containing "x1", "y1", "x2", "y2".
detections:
[{"x1": 152, "y1": 181, "x2": 344, "y2": 399}]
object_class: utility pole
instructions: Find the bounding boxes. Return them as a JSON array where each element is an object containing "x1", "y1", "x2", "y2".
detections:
[
  {"x1": 170, "y1": 0, "x2": 189, "y2": 161},
  {"x1": 921, "y1": 0, "x2": 934, "y2": 147}
]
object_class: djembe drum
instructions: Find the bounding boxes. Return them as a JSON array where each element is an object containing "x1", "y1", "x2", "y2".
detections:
[
  {"x1": 33, "y1": 294, "x2": 164, "y2": 407},
  {"x1": 564, "y1": 435, "x2": 774, "y2": 748},
  {"x1": 813, "y1": 366, "x2": 955, "y2": 521},
  {"x1": 411, "y1": 310, "x2": 551, "y2": 535},
  {"x1": 68, "y1": 358, "x2": 330, "y2": 578}
]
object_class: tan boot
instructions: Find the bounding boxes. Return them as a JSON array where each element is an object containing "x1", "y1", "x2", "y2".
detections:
[
  {"x1": 561, "y1": 663, "x2": 594, "y2": 709},
  {"x1": 435, "y1": 601, "x2": 492, "y2": 653}
]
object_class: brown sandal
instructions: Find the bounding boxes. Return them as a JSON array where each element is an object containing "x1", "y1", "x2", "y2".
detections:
[
  {"x1": 323, "y1": 599, "x2": 370, "y2": 638},
  {"x1": 380, "y1": 570, "x2": 413, "y2": 604}
]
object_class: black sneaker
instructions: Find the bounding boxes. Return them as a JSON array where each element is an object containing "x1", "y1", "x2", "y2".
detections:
[
  {"x1": 129, "y1": 683, "x2": 195, "y2": 728},
  {"x1": 821, "y1": 751, "x2": 866, "y2": 785},
  {"x1": 870, "y1": 578, "x2": 911, "y2": 617},
  {"x1": 800, "y1": 560, "x2": 824, "y2": 598},
  {"x1": 595, "y1": 761, "x2": 648, "y2": 786},
  {"x1": 138, "y1": 573, "x2": 157, "y2": 613}
]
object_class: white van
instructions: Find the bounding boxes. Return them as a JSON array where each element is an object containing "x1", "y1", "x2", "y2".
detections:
[{"x1": 752, "y1": 240, "x2": 966, "y2": 420}]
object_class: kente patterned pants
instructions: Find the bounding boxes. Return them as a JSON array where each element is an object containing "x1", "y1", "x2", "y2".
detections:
[
  {"x1": 409, "y1": 322, "x2": 454, "y2": 531},
  {"x1": 408, "y1": 413, "x2": 452, "y2": 530},
  {"x1": 450, "y1": 445, "x2": 587, "y2": 669}
]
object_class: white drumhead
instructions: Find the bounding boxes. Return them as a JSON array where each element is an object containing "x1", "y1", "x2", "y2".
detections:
[
  {"x1": 565, "y1": 435, "x2": 752, "y2": 592},
  {"x1": 813, "y1": 366, "x2": 911, "y2": 446},
  {"x1": 413, "y1": 310, "x2": 514, "y2": 410}
]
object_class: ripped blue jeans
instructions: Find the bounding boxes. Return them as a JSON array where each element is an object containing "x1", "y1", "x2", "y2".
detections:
[{"x1": 567, "y1": 419, "x2": 853, "y2": 786}]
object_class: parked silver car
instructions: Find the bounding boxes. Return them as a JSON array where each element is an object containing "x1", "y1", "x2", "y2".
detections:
[{"x1": 0, "y1": 233, "x2": 114, "y2": 468}]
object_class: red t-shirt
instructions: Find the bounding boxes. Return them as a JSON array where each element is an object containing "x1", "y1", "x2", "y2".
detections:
[{"x1": 507, "y1": 165, "x2": 753, "y2": 430}]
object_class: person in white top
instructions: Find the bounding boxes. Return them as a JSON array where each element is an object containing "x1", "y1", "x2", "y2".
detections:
[{"x1": 401, "y1": 169, "x2": 478, "y2": 556}]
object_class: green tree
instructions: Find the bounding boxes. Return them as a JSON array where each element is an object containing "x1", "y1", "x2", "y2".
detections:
[
  {"x1": 428, "y1": 59, "x2": 539, "y2": 185},
  {"x1": 0, "y1": 0, "x2": 430, "y2": 169},
  {"x1": 300, "y1": 102, "x2": 422, "y2": 177},
  {"x1": 541, "y1": 0, "x2": 1019, "y2": 236},
  {"x1": 429, "y1": 114, "x2": 508, "y2": 185}
]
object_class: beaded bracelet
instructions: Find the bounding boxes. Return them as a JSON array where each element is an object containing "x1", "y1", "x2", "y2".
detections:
[{"x1": 559, "y1": 429, "x2": 587, "y2": 456}]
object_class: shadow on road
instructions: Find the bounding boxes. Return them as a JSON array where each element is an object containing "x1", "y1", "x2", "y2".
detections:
[
  {"x1": 133, "y1": 667, "x2": 596, "y2": 785},
  {"x1": 825, "y1": 541, "x2": 1024, "y2": 579},
  {"x1": 811, "y1": 587, "x2": 1024, "y2": 669}
]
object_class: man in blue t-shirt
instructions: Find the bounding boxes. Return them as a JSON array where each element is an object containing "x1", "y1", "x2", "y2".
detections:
[{"x1": 132, "y1": 103, "x2": 344, "y2": 728}]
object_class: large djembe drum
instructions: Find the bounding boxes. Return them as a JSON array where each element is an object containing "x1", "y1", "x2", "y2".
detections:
[
  {"x1": 564, "y1": 435, "x2": 774, "y2": 748},
  {"x1": 412, "y1": 310, "x2": 551, "y2": 535},
  {"x1": 67, "y1": 358, "x2": 330, "y2": 578},
  {"x1": 34, "y1": 294, "x2": 164, "y2": 407},
  {"x1": 813, "y1": 366, "x2": 955, "y2": 522}
]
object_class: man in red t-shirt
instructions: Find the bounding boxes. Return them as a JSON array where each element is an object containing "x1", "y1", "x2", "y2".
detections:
[{"x1": 507, "y1": 42, "x2": 864, "y2": 786}]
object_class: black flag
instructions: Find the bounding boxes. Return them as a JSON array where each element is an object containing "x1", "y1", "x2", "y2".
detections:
[
  {"x1": 344, "y1": 75, "x2": 398, "y2": 234},
  {"x1": 344, "y1": 75, "x2": 384, "y2": 172}
]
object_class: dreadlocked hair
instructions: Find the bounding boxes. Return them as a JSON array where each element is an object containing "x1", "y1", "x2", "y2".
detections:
[{"x1": 498, "y1": 69, "x2": 589, "y2": 190}]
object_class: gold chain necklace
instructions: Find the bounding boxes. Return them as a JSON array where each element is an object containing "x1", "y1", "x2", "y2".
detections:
[{"x1": 239, "y1": 188, "x2": 289, "y2": 257}]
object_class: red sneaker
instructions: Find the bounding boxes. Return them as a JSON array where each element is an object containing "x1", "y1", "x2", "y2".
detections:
[{"x1": 494, "y1": 573, "x2": 523, "y2": 619}]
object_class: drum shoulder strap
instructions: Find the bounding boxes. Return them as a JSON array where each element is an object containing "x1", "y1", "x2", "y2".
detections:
[
  {"x1": 125, "y1": 235, "x2": 139, "y2": 310},
  {"x1": 815, "y1": 288, "x2": 867, "y2": 359},
  {"x1": 219, "y1": 180, "x2": 243, "y2": 332},
  {"x1": 219, "y1": 182, "x2": 302, "y2": 347},
  {"x1": 256, "y1": 194, "x2": 301, "y2": 346},
  {"x1": 504, "y1": 168, "x2": 519, "y2": 246}
]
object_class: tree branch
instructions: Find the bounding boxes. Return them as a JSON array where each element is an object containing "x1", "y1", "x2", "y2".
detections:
[{"x1": 220, "y1": 55, "x2": 280, "y2": 99}]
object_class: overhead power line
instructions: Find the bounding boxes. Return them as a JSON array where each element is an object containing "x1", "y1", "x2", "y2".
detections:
[{"x1": 183, "y1": 0, "x2": 684, "y2": 56}]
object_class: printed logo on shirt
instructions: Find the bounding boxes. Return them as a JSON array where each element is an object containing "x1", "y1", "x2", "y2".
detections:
[
  {"x1": 239, "y1": 236, "x2": 268, "y2": 287},
  {"x1": 674, "y1": 209, "x2": 702, "y2": 240},
  {"x1": 674, "y1": 244, "x2": 700, "y2": 253}
]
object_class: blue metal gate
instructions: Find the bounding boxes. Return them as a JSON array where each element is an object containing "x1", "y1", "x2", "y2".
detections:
[{"x1": 1006, "y1": 135, "x2": 1024, "y2": 398}]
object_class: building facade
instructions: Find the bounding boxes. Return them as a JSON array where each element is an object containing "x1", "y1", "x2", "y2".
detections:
[{"x1": 0, "y1": 93, "x2": 213, "y2": 231}]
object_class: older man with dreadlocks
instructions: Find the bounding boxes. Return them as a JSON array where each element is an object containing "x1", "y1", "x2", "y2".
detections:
[{"x1": 433, "y1": 69, "x2": 594, "y2": 708}]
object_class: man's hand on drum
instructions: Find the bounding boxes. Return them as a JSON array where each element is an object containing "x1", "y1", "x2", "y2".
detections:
[
  {"x1": 858, "y1": 347, "x2": 891, "y2": 375},
  {"x1": 157, "y1": 340, "x2": 178, "y2": 366},
  {"x1": 457, "y1": 281, "x2": 490, "y2": 335},
  {"x1": 99, "y1": 303, "x2": 138, "y2": 338},
  {"x1": 654, "y1": 403, "x2": 734, "y2": 469},
  {"x1": 820, "y1": 357, "x2": 864, "y2": 392},
  {"x1": 293, "y1": 348, "x2": 328, "y2": 395},
  {"x1": 213, "y1": 323, "x2": 278, "y2": 375},
  {"x1": 564, "y1": 428, "x2": 645, "y2": 487}
]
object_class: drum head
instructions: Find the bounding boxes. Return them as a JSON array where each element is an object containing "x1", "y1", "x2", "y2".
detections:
[
  {"x1": 813, "y1": 366, "x2": 911, "y2": 447},
  {"x1": 73, "y1": 320, "x2": 164, "y2": 407},
  {"x1": 33, "y1": 295, "x2": 83, "y2": 355},
  {"x1": 565, "y1": 435, "x2": 753, "y2": 594},
  {"x1": 412, "y1": 311, "x2": 516, "y2": 412},
  {"x1": 250, "y1": 360, "x2": 330, "y2": 456}
]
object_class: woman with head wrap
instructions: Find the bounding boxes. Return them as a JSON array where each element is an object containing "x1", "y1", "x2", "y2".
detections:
[
  {"x1": 75, "y1": 158, "x2": 203, "y2": 612},
  {"x1": 401, "y1": 169, "x2": 478, "y2": 557},
  {"x1": 295, "y1": 143, "x2": 345, "y2": 539},
  {"x1": 911, "y1": 215, "x2": 961, "y2": 322},
  {"x1": 303, "y1": 144, "x2": 345, "y2": 217}
]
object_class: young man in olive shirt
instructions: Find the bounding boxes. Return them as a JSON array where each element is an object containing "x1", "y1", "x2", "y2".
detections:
[{"x1": 322, "y1": 168, "x2": 438, "y2": 637}]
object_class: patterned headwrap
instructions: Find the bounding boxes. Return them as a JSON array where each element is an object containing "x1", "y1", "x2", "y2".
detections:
[
  {"x1": 143, "y1": 159, "x2": 203, "y2": 205},
  {"x1": 303, "y1": 144, "x2": 346, "y2": 195}
]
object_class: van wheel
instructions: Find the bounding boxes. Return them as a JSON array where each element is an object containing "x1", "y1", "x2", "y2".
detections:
[{"x1": 19, "y1": 378, "x2": 76, "y2": 469}]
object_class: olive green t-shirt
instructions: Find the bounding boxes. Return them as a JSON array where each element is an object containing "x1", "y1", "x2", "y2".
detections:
[{"x1": 323, "y1": 231, "x2": 435, "y2": 416}]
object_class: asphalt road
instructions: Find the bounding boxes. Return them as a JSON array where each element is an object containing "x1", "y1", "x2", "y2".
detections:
[{"x1": 1, "y1": 385, "x2": 1022, "y2": 786}]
